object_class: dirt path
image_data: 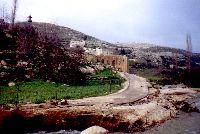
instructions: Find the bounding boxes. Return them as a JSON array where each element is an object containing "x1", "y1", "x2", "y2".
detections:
[{"x1": 68, "y1": 73, "x2": 149, "y2": 106}]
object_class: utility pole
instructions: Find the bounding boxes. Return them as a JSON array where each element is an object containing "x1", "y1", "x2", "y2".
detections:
[{"x1": 186, "y1": 34, "x2": 192, "y2": 72}]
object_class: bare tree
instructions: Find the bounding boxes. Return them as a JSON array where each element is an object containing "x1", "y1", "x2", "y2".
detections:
[
  {"x1": 0, "y1": 3, "x2": 10, "y2": 22},
  {"x1": 186, "y1": 33, "x2": 192, "y2": 72},
  {"x1": 173, "y1": 50, "x2": 178, "y2": 69},
  {"x1": 11, "y1": 0, "x2": 18, "y2": 29}
]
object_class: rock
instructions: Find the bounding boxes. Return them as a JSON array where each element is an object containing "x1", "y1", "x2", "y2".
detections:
[
  {"x1": 160, "y1": 88, "x2": 196, "y2": 95},
  {"x1": 177, "y1": 84, "x2": 187, "y2": 88},
  {"x1": 86, "y1": 66, "x2": 95, "y2": 74},
  {"x1": 191, "y1": 102, "x2": 200, "y2": 112},
  {"x1": 147, "y1": 82, "x2": 152, "y2": 88},
  {"x1": 17, "y1": 61, "x2": 28, "y2": 67},
  {"x1": 94, "y1": 64, "x2": 104, "y2": 71},
  {"x1": 0, "y1": 72, "x2": 6, "y2": 77},
  {"x1": 62, "y1": 84, "x2": 69, "y2": 86},
  {"x1": 81, "y1": 126, "x2": 109, "y2": 134},
  {"x1": 8, "y1": 82, "x2": 15, "y2": 87},
  {"x1": 171, "y1": 85, "x2": 177, "y2": 88},
  {"x1": 151, "y1": 82, "x2": 156, "y2": 86},
  {"x1": 25, "y1": 75, "x2": 31, "y2": 79},
  {"x1": 80, "y1": 67, "x2": 87, "y2": 73},
  {"x1": 46, "y1": 80, "x2": 51, "y2": 83},
  {"x1": 154, "y1": 85, "x2": 161, "y2": 89},
  {"x1": 175, "y1": 101, "x2": 199, "y2": 113},
  {"x1": 81, "y1": 66, "x2": 95, "y2": 74},
  {"x1": 0, "y1": 60, "x2": 7, "y2": 66},
  {"x1": 58, "y1": 99, "x2": 68, "y2": 105},
  {"x1": 186, "y1": 97, "x2": 200, "y2": 112}
]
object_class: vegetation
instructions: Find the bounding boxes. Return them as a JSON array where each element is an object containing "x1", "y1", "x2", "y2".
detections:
[
  {"x1": 0, "y1": 14, "x2": 125, "y2": 105},
  {"x1": 132, "y1": 66, "x2": 200, "y2": 87},
  {"x1": 93, "y1": 68, "x2": 123, "y2": 79},
  {"x1": 134, "y1": 68, "x2": 162, "y2": 82},
  {"x1": 0, "y1": 79, "x2": 122, "y2": 105},
  {"x1": 0, "y1": 22, "x2": 87, "y2": 85},
  {"x1": 0, "y1": 67, "x2": 124, "y2": 105},
  {"x1": 87, "y1": 68, "x2": 125, "y2": 86}
]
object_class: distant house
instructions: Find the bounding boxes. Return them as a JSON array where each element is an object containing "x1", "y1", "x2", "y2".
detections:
[
  {"x1": 84, "y1": 47, "x2": 96, "y2": 55},
  {"x1": 69, "y1": 40, "x2": 85, "y2": 48},
  {"x1": 84, "y1": 47, "x2": 114, "y2": 56},
  {"x1": 96, "y1": 47, "x2": 114, "y2": 55}
]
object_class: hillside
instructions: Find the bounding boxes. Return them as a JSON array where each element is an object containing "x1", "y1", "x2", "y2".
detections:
[
  {"x1": 115, "y1": 42, "x2": 200, "y2": 87},
  {"x1": 16, "y1": 22, "x2": 114, "y2": 48},
  {"x1": 115, "y1": 42, "x2": 200, "y2": 66},
  {"x1": 2, "y1": 21, "x2": 199, "y2": 65}
]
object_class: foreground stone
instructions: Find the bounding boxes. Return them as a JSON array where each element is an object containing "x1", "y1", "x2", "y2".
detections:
[{"x1": 81, "y1": 126, "x2": 109, "y2": 134}]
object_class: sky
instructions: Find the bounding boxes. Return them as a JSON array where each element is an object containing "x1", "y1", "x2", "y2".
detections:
[{"x1": 1, "y1": 0, "x2": 200, "y2": 52}]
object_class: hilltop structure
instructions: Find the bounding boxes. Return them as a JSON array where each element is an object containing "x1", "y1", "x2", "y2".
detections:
[{"x1": 27, "y1": 15, "x2": 32, "y2": 23}]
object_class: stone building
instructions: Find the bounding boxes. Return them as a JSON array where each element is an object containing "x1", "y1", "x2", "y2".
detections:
[{"x1": 97, "y1": 55, "x2": 129, "y2": 72}]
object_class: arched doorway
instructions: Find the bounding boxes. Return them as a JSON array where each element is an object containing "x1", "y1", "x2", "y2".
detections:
[
  {"x1": 101, "y1": 59, "x2": 104, "y2": 64},
  {"x1": 112, "y1": 60, "x2": 116, "y2": 68}
]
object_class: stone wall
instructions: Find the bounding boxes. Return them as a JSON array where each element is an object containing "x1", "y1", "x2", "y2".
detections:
[{"x1": 97, "y1": 55, "x2": 129, "y2": 72}]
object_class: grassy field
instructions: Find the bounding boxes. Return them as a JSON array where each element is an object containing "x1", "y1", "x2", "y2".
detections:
[
  {"x1": 0, "y1": 69, "x2": 124, "y2": 105},
  {"x1": 134, "y1": 68, "x2": 163, "y2": 82},
  {"x1": 0, "y1": 80, "x2": 121, "y2": 105},
  {"x1": 93, "y1": 68, "x2": 121, "y2": 78}
]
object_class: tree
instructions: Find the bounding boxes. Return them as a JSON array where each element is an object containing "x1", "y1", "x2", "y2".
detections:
[
  {"x1": 0, "y1": 3, "x2": 10, "y2": 22},
  {"x1": 186, "y1": 34, "x2": 192, "y2": 72},
  {"x1": 120, "y1": 48, "x2": 126, "y2": 55},
  {"x1": 12, "y1": 23, "x2": 86, "y2": 84},
  {"x1": 10, "y1": 0, "x2": 18, "y2": 29}
]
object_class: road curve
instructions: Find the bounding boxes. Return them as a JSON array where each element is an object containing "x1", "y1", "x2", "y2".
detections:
[{"x1": 68, "y1": 73, "x2": 149, "y2": 106}]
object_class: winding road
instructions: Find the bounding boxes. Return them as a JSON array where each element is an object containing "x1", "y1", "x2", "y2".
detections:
[{"x1": 68, "y1": 73, "x2": 149, "y2": 106}]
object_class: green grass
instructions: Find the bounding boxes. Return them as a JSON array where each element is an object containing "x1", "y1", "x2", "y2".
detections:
[
  {"x1": 134, "y1": 68, "x2": 163, "y2": 82},
  {"x1": 0, "y1": 79, "x2": 121, "y2": 105},
  {"x1": 93, "y1": 68, "x2": 123, "y2": 80}
]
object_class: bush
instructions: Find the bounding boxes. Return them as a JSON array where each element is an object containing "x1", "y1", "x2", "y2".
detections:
[
  {"x1": 34, "y1": 97, "x2": 46, "y2": 104},
  {"x1": 12, "y1": 24, "x2": 86, "y2": 85},
  {"x1": 179, "y1": 68, "x2": 200, "y2": 88}
]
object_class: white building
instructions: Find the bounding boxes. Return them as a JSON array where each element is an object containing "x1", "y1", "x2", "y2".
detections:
[
  {"x1": 96, "y1": 47, "x2": 113, "y2": 55},
  {"x1": 84, "y1": 47, "x2": 96, "y2": 55},
  {"x1": 69, "y1": 40, "x2": 85, "y2": 48}
]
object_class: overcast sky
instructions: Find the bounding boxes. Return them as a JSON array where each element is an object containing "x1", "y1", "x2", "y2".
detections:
[{"x1": 1, "y1": 0, "x2": 200, "y2": 52}]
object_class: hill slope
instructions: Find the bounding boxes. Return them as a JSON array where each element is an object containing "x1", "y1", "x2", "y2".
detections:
[
  {"x1": 11, "y1": 22, "x2": 200, "y2": 64},
  {"x1": 115, "y1": 42, "x2": 200, "y2": 66},
  {"x1": 26, "y1": 22, "x2": 114, "y2": 48}
]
